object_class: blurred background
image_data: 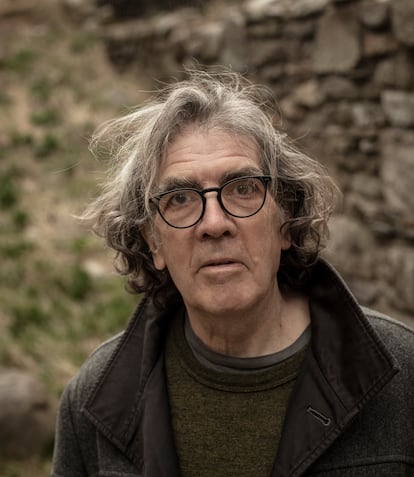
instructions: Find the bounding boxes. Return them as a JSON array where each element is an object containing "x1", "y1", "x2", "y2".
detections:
[{"x1": 0, "y1": 0, "x2": 413, "y2": 474}]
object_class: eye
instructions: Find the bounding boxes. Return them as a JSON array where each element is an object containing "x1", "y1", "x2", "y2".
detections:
[
  {"x1": 161, "y1": 190, "x2": 198, "y2": 209},
  {"x1": 171, "y1": 192, "x2": 189, "y2": 205},
  {"x1": 236, "y1": 182, "x2": 255, "y2": 195},
  {"x1": 227, "y1": 178, "x2": 259, "y2": 197}
]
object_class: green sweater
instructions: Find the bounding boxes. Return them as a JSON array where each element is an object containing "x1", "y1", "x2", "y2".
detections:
[{"x1": 165, "y1": 313, "x2": 307, "y2": 477}]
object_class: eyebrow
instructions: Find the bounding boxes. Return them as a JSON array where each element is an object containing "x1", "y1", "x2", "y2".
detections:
[
  {"x1": 156, "y1": 177, "x2": 199, "y2": 193},
  {"x1": 221, "y1": 167, "x2": 264, "y2": 183},
  {"x1": 157, "y1": 167, "x2": 265, "y2": 194}
]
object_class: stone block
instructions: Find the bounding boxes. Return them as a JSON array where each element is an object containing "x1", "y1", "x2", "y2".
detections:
[
  {"x1": 0, "y1": 369, "x2": 56, "y2": 459},
  {"x1": 362, "y1": 32, "x2": 398, "y2": 57},
  {"x1": 350, "y1": 173, "x2": 382, "y2": 200},
  {"x1": 246, "y1": 18, "x2": 282, "y2": 38},
  {"x1": 381, "y1": 90, "x2": 414, "y2": 127},
  {"x1": 319, "y1": 76, "x2": 358, "y2": 100},
  {"x1": 244, "y1": 0, "x2": 329, "y2": 22},
  {"x1": 380, "y1": 129, "x2": 414, "y2": 218},
  {"x1": 359, "y1": 1, "x2": 389, "y2": 30},
  {"x1": 324, "y1": 214, "x2": 376, "y2": 279},
  {"x1": 386, "y1": 246, "x2": 414, "y2": 313},
  {"x1": 291, "y1": 79, "x2": 324, "y2": 108},
  {"x1": 374, "y1": 52, "x2": 414, "y2": 89},
  {"x1": 283, "y1": 18, "x2": 315, "y2": 38},
  {"x1": 352, "y1": 102, "x2": 386, "y2": 128},
  {"x1": 313, "y1": 8, "x2": 361, "y2": 73},
  {"x1": 219, "y1": 11, "x2": 248, "y2": 71},
  {"x1": 391, "y1": 0, "x2": 414, "y2": 47}
]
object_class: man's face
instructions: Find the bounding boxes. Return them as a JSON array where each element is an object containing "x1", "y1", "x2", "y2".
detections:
[{"x1": 146, "y1": 127, "x2": 290, "y2": 319}]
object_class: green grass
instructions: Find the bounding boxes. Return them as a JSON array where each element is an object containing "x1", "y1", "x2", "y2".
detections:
[
  {"x1": 9, "y1": 304, "x2": 52, "y2": 338},
  {"x1": 0, "y1": 172, "x2": 20, "y2": 209},
  {"x1": 30, "y1": 76, "x2": 54, "y2": 101},
  {"x1": 30, "y1": 109, "x2": 61, "y2": 127},
  {"x1": 0, "y1": 240, "x2": 34, "y2": 259},
  {"x1": 0, "y1": 101, "x2": 138, "y2": 403},
  {"x1": 34, "y1": 133, "x2": 61, "y2": 157},
  {"x1": 12, "y1": 210, "x2": 30, "y2": 230},
  {"x1": 70, "y1": 33, "x2": 98, "y2": 54},
  {"x1": 0, "y1": 246, "x2": 138, "y2": 392},
  {"x1": 0, "y1": 457, "x2": 52, "y2": 477},
  {"x1": 0, "y1": 5, "x2": 148, "y2": 475},
  {"x1": 10, "y1": 131, "x2": 34, "y2": 147},
  {"x1": 0, "y1": 49, "x2": 36, "y2": 73}
]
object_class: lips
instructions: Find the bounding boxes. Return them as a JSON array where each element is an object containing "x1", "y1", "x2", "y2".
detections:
[
  {"x1": 204, "y1": 259, "x2": 235, "y2": 266},
  {"x1": 199, "y1": 258, "x2": 241, "y2": 270}
]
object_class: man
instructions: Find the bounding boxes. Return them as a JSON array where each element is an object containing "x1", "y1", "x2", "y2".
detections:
[{"x1": 52, "y1": 71, "x2": 414, "y2": 476}]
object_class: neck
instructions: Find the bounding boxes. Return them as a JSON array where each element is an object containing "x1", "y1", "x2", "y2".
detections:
[{"x1": 186, "y1": 292, "x2": 310, "y2": 358}]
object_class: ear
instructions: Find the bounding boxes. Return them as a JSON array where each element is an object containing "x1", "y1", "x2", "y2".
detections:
[
  {"x1": 278, "y1": 205, "x2": 291, "y2": 251},
  {"x1": 141, "y1": 223, "x2": 167, "y2": 271},
  {"x1": 280, "y1": 231, "x2": 291, "y2": 251}
]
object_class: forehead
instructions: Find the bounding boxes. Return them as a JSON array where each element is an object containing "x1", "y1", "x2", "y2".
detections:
[{"x1": 158, "y1": 128, "x2": 261, "y2": 186}]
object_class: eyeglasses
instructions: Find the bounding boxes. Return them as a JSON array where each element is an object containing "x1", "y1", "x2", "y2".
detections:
[{"x1": 150, "y1": 175, "x2": 272, "y2": 229}]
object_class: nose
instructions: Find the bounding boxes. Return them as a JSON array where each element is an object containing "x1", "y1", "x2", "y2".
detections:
[{"x1": 196, "y1": 191, "x2": 236, "y2": 239}]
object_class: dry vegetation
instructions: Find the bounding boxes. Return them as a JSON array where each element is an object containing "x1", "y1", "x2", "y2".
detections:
[{"x1": 0, "y1": 1, "x2": 151, "y2": 474}]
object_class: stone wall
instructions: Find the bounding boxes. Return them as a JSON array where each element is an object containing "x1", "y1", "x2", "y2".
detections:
[
  {"x1": 0, "y1": 369, "x2": 56, "y2": 459},
  {"x1": 96, "y1": 0, "x2": 414, "y2": 325}
]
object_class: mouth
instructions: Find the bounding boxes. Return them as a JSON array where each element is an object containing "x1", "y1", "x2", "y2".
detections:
[{"x1": 199, "y1": 259, "x2": 241, "y2": 270}]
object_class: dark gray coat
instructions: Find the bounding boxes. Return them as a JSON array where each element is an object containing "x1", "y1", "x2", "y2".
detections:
[{"x1": 51, "y1": 261, "x2": 414, "y2": 476}]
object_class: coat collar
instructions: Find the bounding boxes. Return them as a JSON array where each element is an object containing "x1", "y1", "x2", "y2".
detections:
[
  {"x1": 82, "y1": 298, "x2": 180, "y2": 474},
  {"x1": 83, "y1": 260, "x2": 399, "y2": 476},
  {"x1": 272, "y1": 259, "x2": 399, "y2": 476}
]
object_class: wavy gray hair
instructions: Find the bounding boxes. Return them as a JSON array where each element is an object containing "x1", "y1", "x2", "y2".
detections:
[{"x1": 84, "y1": 70, "x2": 339, "y2": 308}]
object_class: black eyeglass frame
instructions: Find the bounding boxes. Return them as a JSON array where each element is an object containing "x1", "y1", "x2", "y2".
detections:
[{"x1": 150, "y1": 175, "x2": 272, "y2": 229}]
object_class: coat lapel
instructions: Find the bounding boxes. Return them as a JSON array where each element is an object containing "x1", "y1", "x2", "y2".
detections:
[
  {"x1": 83, "y1": 298, "x2": 180, "y2": 476},
  {"x1": 272, "y1": 261, "x2": 399, "y2": 476}
]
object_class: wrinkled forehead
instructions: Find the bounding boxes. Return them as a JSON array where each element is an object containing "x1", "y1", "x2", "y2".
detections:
[{"x1": 157, "y1": 125, "x2": 262, "y2": 185}]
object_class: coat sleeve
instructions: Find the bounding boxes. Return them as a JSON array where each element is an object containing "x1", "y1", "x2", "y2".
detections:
[{"x1": 51, "y1": 379, "x2": 89, "y2": 477}]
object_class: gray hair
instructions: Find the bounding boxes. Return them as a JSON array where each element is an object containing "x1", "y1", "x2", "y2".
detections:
[{"x1": 84, "y1": 70, "x2": 339, "y2": 308}]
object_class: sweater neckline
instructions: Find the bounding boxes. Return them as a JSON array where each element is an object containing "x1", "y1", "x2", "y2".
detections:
[
  {"x1": 184, "y1": 312, "x2": 311, "y2": 374},
  {"x1": 169, "y1": 309, "x2": 308, "y2": 393}
]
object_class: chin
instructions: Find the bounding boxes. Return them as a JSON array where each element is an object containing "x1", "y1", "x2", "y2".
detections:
[{"x1": 197, "y1": 293, "x2": 257, "y2": 317}]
